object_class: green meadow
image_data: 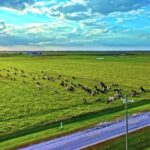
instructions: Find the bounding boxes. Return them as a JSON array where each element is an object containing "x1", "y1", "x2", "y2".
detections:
[{"x1": 0, "y1": 52, "x2": 150, "y2": 149}]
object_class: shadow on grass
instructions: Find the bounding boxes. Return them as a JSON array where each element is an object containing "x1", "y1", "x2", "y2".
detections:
[{"x1": 0, "y1": 99, "x2": 149, "y2": 142}]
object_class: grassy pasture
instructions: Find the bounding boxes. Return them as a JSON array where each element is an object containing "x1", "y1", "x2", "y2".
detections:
[{"x1": 0, "y1": 52, "x2": 150, "y2": 149}]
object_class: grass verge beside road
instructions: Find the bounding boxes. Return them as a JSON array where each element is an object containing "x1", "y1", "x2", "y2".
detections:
[
  {"x1": 83, "y1": 126, "x2": 150, "y2": 150},
  {"x1": 0, "y1": 102, "x2": 149, "y2": 150}
]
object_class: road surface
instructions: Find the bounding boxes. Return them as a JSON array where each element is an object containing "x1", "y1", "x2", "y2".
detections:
[{"x1": 20, "y1": 112, "x2": 150, "y2": 150}]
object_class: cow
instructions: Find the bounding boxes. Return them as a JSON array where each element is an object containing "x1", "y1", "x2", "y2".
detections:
[
  {"x1": 36, "y1": 81, "x2": 41, "y2": 85},
  {"x1": 100, "y1": 89, "x2": 107, "y2": 94},
  {"x1": 47, "y1": 76, "x2": 51, "y2": 81},
  {"x1": 43, "y1": 76, "x2": 47, "y2": 80},
  {"x1": 112, "y1": 83, "x2": 119, "y2": 87},
  {"x1": 22, "y1": 74, "x2": 27, "y2": 78},
  {"x1": 91, "y1": 91, "x2": 96, "y2": 96},
  {"x1": 71, "y1": 82, "x2": 77, "y2": 87},
  {"x1": 140, "y1": 86, "x2": 145, "y2": 93},
  {"x1": 44, "y1": 84, "x2": 48, "y2": 88},
  {"x1": 96, "y1": 98, "x2": 102, "y2": 102},
  {"x1": 83, "y1": 98, "x2": 87, "y2": 104},
  {"x1": 64, "y1": 78, "x2": 69, "y2": 82},
  {"x1": 114, "y1": 89, "x2": 122, "y2": 99},
  {"x1": 53, "y1": 90, "x2": 59, "y2": 94},
  {"x1": 95, "y1": 87, "x2": 101, "y2": 93},
  {"x1": 99, "y1": 82, "x2": 107, "y2": 88},
  {"x1": 21, "y1": 70, "x2": 24, "y2": 73},
  {"x1": 107, "y1": 96, "x2": 115, "y2": 104},
  {"x1": 72, "y1": 76, "x2": 76, "y2": 79},
  {"x1": 107, "y1": 86, "x2": 111, "y2": 91},
  {"x1": 130, "y1": 90, "x2": 139, "y2": 97},
  {"x1": 94, "y1": 85, "x2": 98, "y2": 89},
  {"x1": 7, "y1": 74, "x2": 10, "y2": 77},
  {"x1": 33, "y1": 77, "x2": 36, "y2": 80},
  {"x1": 82, "y1": 86, "x2": 92, "y2": 95},
  {"x1": 114, "y1": 92, "x2": 122, "y2": 99},
  {"x1": 14, "y1": 67, "x2": 18, "y2": 71},
  {"x1": 60, "y1": 81, "x2": 65, "y2": 87},
  {"x1": 67, "y1": 86, "x2": 75, "y2": 92},
  {"x1": 78, "y1": 84, "x2": 82, "y2": 87},
  {"x1": 23, "y1": 80, "x2": 26, "y2": 83},
  {"x1": 58, "y1": 75, "x2": 61, "y2": 79},
  {"x1": 114, "y1": 88, "x2": 122, "y2": 92},
  {"x1": 13, "y1": 78, "x2": 16, "y2": 81}
]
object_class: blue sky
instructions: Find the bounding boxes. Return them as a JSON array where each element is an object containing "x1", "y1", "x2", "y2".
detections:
[{"x1": 0, "y1": 0, "x2": 150, "y2": 51}]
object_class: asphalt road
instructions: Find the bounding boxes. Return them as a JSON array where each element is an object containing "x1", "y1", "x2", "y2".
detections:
[{"x1": 21, "y1": 112, "x2": 150, "y2": 150}]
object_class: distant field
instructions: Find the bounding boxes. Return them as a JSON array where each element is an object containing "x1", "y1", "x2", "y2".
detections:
[{"x1": 0, "y1": 52, "x2": 150, "y2": 149}]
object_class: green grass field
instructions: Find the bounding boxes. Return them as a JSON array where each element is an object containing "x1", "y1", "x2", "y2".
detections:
[{"x1": 0, "y1": 52, "x2": 150, "y2": 149}]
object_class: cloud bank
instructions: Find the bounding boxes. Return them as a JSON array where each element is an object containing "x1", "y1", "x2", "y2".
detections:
[{"x1": 0, "y1": 0, "x2": 150, "y2": 51}]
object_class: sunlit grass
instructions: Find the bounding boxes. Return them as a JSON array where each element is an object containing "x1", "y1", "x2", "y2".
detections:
[{"x1": 0, "y1": 53, "x2": 150, "y2": 149}]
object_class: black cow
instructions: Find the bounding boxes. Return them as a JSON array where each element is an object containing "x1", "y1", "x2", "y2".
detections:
[
  {"x1": 22, "y1": 75, "x2": 27, "y2": 78},
  {"x1": 58, "y1": 75, "x2": 61, "y2": 79},
  {"x1": 36, "y1": 81, "x2": 41, "y2": 85},
  {"x1": 23, "y1": 80, "x2": 26, "y2": 83},
  {"x1": 7, "y1": 74, "x2": 10, "y2": 77},
  {"x1": 47, "y1": 76, "x2": 51, "y2": 81},
  {"x1": 60, "y1": 81, "x2": 65, "y2": 87},
  {"x1": 78, "y1": 84, "x2": 82, "y2": 87},
  {"x1": 99, "y1": 82, "x2": 107, "y2": 88},
  {"x1": 96, "y1": 98, "x2": 102, "y2": 102},
  {"x1": 82, "y1": 86, "x2": 92, "y2": 95},
  {"x1": 72, "y1": 76, "x2": 76, "y2": 79},
  {"x1": 83, "y1": 98, "x2": 87, "y2": 104},
  {"x1": 43, "y1": 76, "x2": 47, "y2": 80},
  {"x1": 21, "y1": 70, "x2": 24, "y2": 73},
  {"x1": 71, "y1": 82, "x2": 77, "y2": 87},
  {"x1": 140, "y1": 86, "x2": 145, "y2": 93},
  {"x1": 94, "y1": 85, "x2": 98, "y2": 89},
  {"x1": 67, "y1": 86, "x2": 75, "y2": 92},
  {"x1": 53, "y1": 90, "x2": 59, "y2": 94},
  {"x1": 95, "y1": 87, "x2": 101, "y2": 92},
  {"x1": 64, "y1": 79, "x2": 69, "y2": 82}
]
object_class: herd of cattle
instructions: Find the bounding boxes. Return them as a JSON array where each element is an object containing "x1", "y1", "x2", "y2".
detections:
[{"x1": 0, "y1": 67, "x2": 147, "y2": 104}]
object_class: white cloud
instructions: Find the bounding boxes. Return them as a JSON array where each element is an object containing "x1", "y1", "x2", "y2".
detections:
[
  {"x1": 0, "y1": 0, "x2": 150, "y2": 50},
  {"x1": 116, "y1": 18, "x2": 124, "y2": 24},
  {"x1": 71, "y1": 0, "x2": 88, "y2": 6}
]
